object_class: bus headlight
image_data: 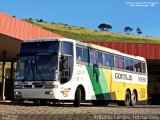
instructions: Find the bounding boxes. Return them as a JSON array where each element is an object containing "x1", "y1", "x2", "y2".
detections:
[
  {"x1": 15, "y1": 91, "x2": 22, "y2": 95},
  {"x1": 45, "y1": 91, "x2": 53, "y2": 95},
  {"x1": 44, "y1": 85, "x2": 53, "y2": 89}
]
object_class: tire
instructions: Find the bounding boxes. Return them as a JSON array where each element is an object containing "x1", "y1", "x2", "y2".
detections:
[
  {"x1": 73, "y1": 88, "x2": 81, "y2": 107},
  {"x1": 117, "y1": 90, "x2": 131, "y2": 106},
  {"x1": 124, "y1": 90, "x2": 131, "y2": 106},
  {"x1": 130, "y1": 91, "x2": 137, "y2": 106}
]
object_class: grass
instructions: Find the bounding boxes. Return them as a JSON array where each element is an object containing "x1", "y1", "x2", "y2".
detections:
[{"x1": 27, "y1": 21, "x2": 160, "y2": 43}]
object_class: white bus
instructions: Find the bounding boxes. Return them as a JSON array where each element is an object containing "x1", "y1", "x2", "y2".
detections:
[{"x1": 14, "y1": 38, "x2": 148, "y2": 107}]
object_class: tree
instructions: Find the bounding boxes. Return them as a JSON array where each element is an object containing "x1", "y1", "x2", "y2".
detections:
[
  {"x1": 28, "y1": 18, "x2": 33, "y2": 22},
  {"x1": 136, "y1": 28, "x2": 143, "y2": 35},
  {"x1": 124, "y1": 26, "x2": 133, "y2": 34},
  {"x1": 98, "y1": 23, "x2": 112, "y2": 31}
]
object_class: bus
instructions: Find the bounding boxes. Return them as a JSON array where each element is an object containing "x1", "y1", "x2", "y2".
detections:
[{"x1": 14, "y1": 38, "x2": 148, "y2": 107}]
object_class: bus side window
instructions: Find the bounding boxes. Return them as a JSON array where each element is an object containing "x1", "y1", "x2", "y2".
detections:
[
  {"x1": 134, "y1": 61, "x2": 138, "y2": 72},
  {"x1": 97, "y1": 51, "x2": 102, "y2": 65},
  {"x1": 129, "y1": 60, "x2": 133, "y2": 71},
  {"x1": 119, "y1": 57, "x2": 125, "y2": 69},
  {"x1": 109, "y1": 54, "x2": 113, "y2": 68},
  {"x1": 76, "y1": 47, "x2": 82, "y2": 61},
  {"x1": 138, "y1": 62, "x2": 142, "y2": 73},
  {"x1": 125, "y1": 58, "x2": 130, "y2": 70},
  {"x1": 103, "y1": 53, "x2": 109, "y2": 67},
  {"x1": 90, "y1": 49, "x2": 97, "y2": 64},
  {"x1": 83, "y1": 48, "x2": 89, "y2": 63},
  {"x1": 142, "y1": 62, "x2": 146, "y2": 73}
]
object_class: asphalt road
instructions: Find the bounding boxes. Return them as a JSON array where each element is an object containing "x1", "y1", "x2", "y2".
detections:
[{"x1": 0, "y1": 102, "x2": 160, "y2": 120}]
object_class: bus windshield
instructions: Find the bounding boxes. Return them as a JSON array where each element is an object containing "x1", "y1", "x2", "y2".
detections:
[{"x1": 16, "y1": 54, "x2": 58, "y2": 81}]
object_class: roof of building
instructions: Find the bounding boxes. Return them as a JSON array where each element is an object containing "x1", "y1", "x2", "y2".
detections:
[{"x1": 0, "y1": 12, "x2": 63, "y2": 61}]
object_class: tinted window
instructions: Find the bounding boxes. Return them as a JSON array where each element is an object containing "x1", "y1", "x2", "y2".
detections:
[
  {"x1": 83, "y1": 48, "x2": 89, "y2": 63},
  {"x1": 125, "y1": 58, "x2": 133, "y2": 71},
  {"x1": 114, "y1": 56, "x2": 124, "y2": 69},
  {"x1": 90, "y1": 49, "x2": 97, "y2": 64},
  {"x1": 109, "y1": 54, "x2": 113, "y2": 67},
  {"x1": 125, "y1": 58, "x2": 130, "y2": 70},
  {"x1": 103, "y1": 53, "x2": 109, "y2": 67},
  {"x1": 97, "y1": 51, "x2": 102, "y2": 65},
  {"x1": 142, "y1": 62, "x2": 146, "y2": 73},
  {"x1": 134, "y1": 61, "x2": 142, "y2": 72},
  {"x1": 90, "y1": 49, "x2": 102, "y2": 65},
  {"x1": 76, "y1": 47, "x2": 82, "y2": 61},
  {"x1": 138, "y1": 62, "x2": 142, "y2": 72},
  {"x1": 134, "y1": 61, "x2": 138, "y2": 72},
  {"x1": 62, "y1": 42, "x2": 73, "y2": 55}
]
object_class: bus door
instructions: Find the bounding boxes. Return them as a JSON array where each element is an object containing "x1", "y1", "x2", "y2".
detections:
[{"x1": 60, "y1": 42, "x2": 73, "y2": 84}]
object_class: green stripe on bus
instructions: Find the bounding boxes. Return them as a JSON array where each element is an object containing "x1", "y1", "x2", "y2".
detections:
[
  {"x1": 86, "y1": 66, "x2": 111, "y2": 100},
  {"x1": 86, "y1": 66, "x2": 105, "y2": 100},
  {"x1": 99, "y1": 69, "x2": 112, "y2": 100}
]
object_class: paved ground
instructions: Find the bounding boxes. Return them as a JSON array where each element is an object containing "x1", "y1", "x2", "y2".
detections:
[{"x1": 0, "y1": 102, "x2": 160, "y2": 120}]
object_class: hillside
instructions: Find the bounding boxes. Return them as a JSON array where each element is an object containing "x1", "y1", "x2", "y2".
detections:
[{"x1": 28, "y1": 21, "x2": 160, "y2": 43}]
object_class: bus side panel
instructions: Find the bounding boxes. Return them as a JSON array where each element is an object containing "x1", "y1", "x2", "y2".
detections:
[{"x1": 111, "y1": 70, "x2": 148, "y2": 101}]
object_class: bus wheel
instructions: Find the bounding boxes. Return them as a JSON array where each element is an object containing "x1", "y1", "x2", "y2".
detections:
[
  {"x1": 130, "y1": 91, "x2": 137, "y2": 106},
  {"x1": 117, "y1": 90, "x2": 130, "y2": 106},
  {"x1": 124, "y1": 90, "x2": 131, "y2": 106},
  {"x1": 73, "y1": 87, "x2": 81, "y2": 107}
]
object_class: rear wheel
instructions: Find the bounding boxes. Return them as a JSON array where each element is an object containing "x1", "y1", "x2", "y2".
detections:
[
  {"x1": 73, "y1": 88, "x2": 81, "y2": 107},
  {"x1": 130, "y1": 91, "x2": 137, "y2": 106}
]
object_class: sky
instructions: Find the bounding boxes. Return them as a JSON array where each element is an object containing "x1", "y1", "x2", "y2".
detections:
[{"x1": 0, "y1": 0, "x2": 160, "y2": 38}]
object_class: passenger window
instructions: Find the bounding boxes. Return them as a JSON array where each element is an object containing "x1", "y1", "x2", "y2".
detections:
[
  {"x1": 103, "y1": 53, "x2": 109, "y2": 67},
  {"x1": 114, "y1": 56, "x2": 124, "y2": 69},
  {"x1": 109, "y1": 54, "x2": 113, "y2": 68},
  {"x1": 129, "y1": 60, "x2": 133, "y2": 71},
  {"x1": 134, "y1": 61, "x2": 139, "y2": 72},
  {"x1": 138, "y1": 62, "x2": 142, "y2": 73},
  {"x1": 83, "y1": 48, "x2": 89, "y2": 63},
  {"x1": 125, "y1": 58, "x2": 130, "y2": 70},
  {"x1": 125, "y1": 58, "x2": 133, "y2": 71},
  {"x1": 142, "y1": 63, "x2": 146, "y2": 73},
  {"x1": 97, "y1": 51, "x2": 102, "y2": 65},
  {"x1": 114, "y1": 56, "x2": 119, "y2": 68},
  {"x1": 90, "y1": 49, "x2": 102, "y2": 65},
  {"x1": 76, "y1": 47, "x2": 82, "y2": 61}
]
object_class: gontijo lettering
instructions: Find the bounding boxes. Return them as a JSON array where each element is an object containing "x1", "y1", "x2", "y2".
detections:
[{"x1": 115, "y1": 73, "x2": 132, "y2": 81}]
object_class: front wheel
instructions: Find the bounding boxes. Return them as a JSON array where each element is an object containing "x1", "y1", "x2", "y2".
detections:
[
  {"x1": 117, "y1": 90, "x2": 131, "y2": 106},
  {"x1": 124, "y1": 90, "x2": 131, "y2": 106},
  {"x1": 73, "y1": 88, "x2": 81, "y2": 107}
]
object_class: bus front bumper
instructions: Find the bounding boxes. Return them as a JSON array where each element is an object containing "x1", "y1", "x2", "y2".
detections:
[{"x1": 14, "y1": 89, "x2": 60, "y2": 100}]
